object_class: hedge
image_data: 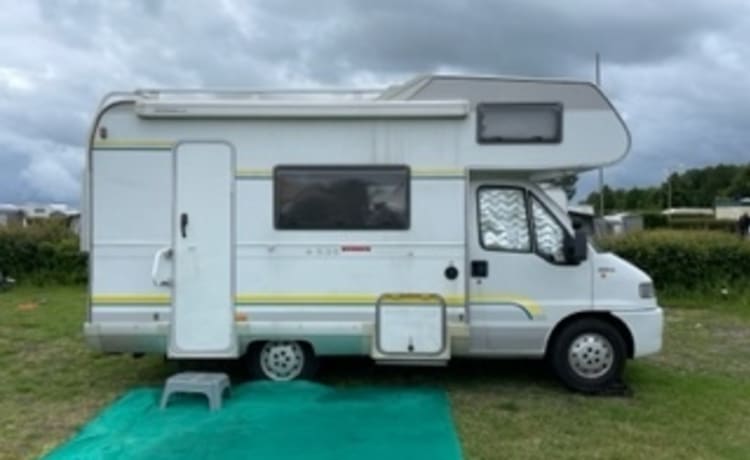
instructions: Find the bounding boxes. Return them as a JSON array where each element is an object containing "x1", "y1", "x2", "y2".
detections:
[
  {"x1": 2, "y1": 222, "x2": 749, "y2": 293},
  {"x1": 0, "y1": 220, "x2": 87, "y2": 284},
  {"x1": 666, "y1": 219, "x2": 737, "y2": 232},
  {"x1": 641, "y1": 212, "x2": 669, "y2": 229},
  {"x1": 641, "y1": 212, "x2": 738, "y2": 232},
  {"x1": 598, "y1": 230, "x2": 750, "y2": 290}
]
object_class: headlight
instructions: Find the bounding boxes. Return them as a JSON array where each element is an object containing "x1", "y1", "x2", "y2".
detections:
[{"x1": 639, "y1": 282, "x2": 655, "y2": 299}]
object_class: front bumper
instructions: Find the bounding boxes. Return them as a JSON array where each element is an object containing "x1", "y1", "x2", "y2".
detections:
[{"x1": 612, "y1": 307, "x2": 664, "y2": 358}]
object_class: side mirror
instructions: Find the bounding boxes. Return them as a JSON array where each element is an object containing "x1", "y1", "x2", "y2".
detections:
[{"x1": 563, "y1": 229, "x2": 588, "y2": 265}]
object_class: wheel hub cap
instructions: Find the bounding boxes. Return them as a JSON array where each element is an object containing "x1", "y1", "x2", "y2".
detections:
[
  {"x1": 260, "y1": 341, "x2": 304, "y2": 381},
  {"x1": 568, "y1": 333, "x2": 614, "y2": 379}
]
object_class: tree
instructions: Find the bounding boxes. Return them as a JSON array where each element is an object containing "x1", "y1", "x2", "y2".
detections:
[
  {"x1": 727, "y1": 167, "x2": 750, "y2": 198},
  {"x1": 580, "y1": 162, "x2": 750, "y2": 211},
  {"x1": 624, "y1": 188, "x2": 644, "y2": 210}
]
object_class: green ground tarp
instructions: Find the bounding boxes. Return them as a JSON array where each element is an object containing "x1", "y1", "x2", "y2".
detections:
[{"x1": 45, "y1": 381, "x2": 463, "y2": 460}]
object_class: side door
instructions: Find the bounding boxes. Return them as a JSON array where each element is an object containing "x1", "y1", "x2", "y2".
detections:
[
  {"x1": 466, "y1": 177, "x2": 592, "y2": 355},
  {"x1": 168, "y1": 141, "x2": 238, "y2": 358}
]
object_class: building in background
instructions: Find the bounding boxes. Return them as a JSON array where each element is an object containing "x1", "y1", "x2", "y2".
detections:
[
  {"x1": 714, "y1": 197, "x2": 750, "y2": 220},
  {"x1": 0, "y1": 203, "x2": 80, "y2": 234},
  {"x1": 0, "y1": 204, "x2": 24, "y2": 227},
  {"x1": 661, "y1": 207, "x2": 714, "y2": 218},
  {"x1": 602, "y1": 212, "x2": 644, "y2": 235}
]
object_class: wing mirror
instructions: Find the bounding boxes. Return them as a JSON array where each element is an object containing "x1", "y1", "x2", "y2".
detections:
[{"x1": 563, "y1": 229, "x2": 588, "y2": 265}]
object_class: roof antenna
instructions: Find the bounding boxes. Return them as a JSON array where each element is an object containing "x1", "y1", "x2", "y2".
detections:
[{"x1": 595, "y1": 52, "x2": 605, "y2": 217}]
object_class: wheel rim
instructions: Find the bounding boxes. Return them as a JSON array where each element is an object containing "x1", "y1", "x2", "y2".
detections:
[
  {"x1": 259, "y1": 341, "x2": 305, "y2": 381},
  {"x1": 567, "y1": 332, "x2": 614, "y2": 379}
]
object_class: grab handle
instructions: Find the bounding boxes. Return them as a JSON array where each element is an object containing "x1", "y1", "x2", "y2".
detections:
[
  {"x1": 180, "y1": 213, "x2": 189, "y2": 238},
  {"x1": 151, "y1": 247, "x2": 173, "y2": 287}
]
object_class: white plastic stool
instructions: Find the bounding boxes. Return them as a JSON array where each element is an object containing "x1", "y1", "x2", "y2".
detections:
[{"x1": 160, "y1": 372, "x2": 230, "y2": 411}]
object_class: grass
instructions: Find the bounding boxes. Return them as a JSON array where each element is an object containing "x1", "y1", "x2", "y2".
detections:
[
  {"x1": 658, "y1": 284, "x2": 750, "y2": 318},
  {"x1": 1, "y1": 286, "x2": 749, "y2": 459}
]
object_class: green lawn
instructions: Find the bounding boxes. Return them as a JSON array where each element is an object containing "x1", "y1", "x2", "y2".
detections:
[{"x1": 1, "y1": 286, "x2": 749, "y2": 460}]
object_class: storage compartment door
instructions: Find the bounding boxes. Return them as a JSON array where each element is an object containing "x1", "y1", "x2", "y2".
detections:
[{"x1": 374, "y1": 294, "x2": 448, "y2": 359}]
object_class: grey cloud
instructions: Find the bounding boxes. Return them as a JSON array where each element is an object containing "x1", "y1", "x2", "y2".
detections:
[
  {"x1": 249, "y1": 0, "x2": 744, "y2": 82},
  {"x1": 0, "y1": 153, "x2": 31, "y2": 203},
  {"x1": 1, "y1": 0, "x2": 749, "y2": 204}
]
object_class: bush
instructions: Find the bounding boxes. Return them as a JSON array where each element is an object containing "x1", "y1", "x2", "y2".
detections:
[
  {"x1": 642, "y1": 212, "x2": 669, "y2": 229},
  {"x1": 598, "y1": 230, "x2": 750, "y2": 291},
  {"x1": 666, "y1": 218, "x2": 737, "y2": 232},
  {"x1": 642, "y1": 213, "x2": 737, "y2": 232},
  {"x1": 0, "y1": 220, "x2": 87, "y2": 284}
]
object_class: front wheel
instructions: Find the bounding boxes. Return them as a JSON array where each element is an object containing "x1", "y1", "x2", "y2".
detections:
[
  {"x1": 549, "y1": 318, "x2": 627, "y2": 393},
  {"x1": 246, "y1": 340, "x2": 318, "y2": 381}
]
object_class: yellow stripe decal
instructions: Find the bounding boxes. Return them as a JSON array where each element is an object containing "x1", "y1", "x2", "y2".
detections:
[
  {"x1": 237, "y1": 293, "x2": 376, "y2": 304},
  {"x1": 471, "y1": 295, "x2": 542, "y2": 317},
  {"x1": 411, "y1": 168, "x2": 465, "y2": 178},
  {"x1": 91, "y1": 293, "x2": 541, "y2": 316},
  {"x1": 92, "y1": 294, "x2": 171, "y2": 304},
  {"x1": 93, "y1": 139, "x2": 175, "y2": 150},
  {"x1": 235, "y1": 168, "x2": 465, "y2": 179},
  {"x1": 92, "y1": 294, "x2": 463, "y2": 306},
  {"x1": 236, "y1": 293, "x2": 466, "y2": 305},
  {"x1": 236, "y1": 168, "x2": 271, "y2": 178}
]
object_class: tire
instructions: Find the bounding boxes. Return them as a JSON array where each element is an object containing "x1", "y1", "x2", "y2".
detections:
[
  {"x1": 246, "y1": 340, "x2": 318, "y2": 381},
  {"x1": 548, "y1": 318, "x2": 627, "y2": 393}
]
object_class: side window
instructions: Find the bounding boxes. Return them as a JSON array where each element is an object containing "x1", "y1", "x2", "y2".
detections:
[
  {"x1": 478, "y1": 188, "x2": 530, "y2": 251},
  {"x1": 274, "y1": 166, "x2": 409, "y2": 230},
  {"x1": 531, "y1": 197, "x2": 565, "y2": 262}
]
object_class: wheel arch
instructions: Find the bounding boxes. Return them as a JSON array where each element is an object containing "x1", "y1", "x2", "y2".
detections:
[
  {"x1": 545, "y1": 311, "x2": 635, "y2": 359},
  {"x1": 245, "y1": 339, "x2": 317, "y2": 356}
]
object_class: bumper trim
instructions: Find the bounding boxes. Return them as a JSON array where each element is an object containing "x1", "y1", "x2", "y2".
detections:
[{"x1": 611, "y1": 307, "x2": 664, "y2": 357}]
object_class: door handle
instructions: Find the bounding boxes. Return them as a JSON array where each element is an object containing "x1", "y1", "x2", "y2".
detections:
[
  {"x1": 151, "y1": 247, "x2": 173, "y2": 286},
  {"x1": 471, "y1": 260, "x2": 488, "y2": 278},
  {"x1": 180, "y1": 213, "x2": 189, "y2": 238}
]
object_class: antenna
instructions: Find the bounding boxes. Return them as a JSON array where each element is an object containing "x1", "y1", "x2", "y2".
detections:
[{"x1": 595, "y1": 52, "x2": 605, "y2": 216}]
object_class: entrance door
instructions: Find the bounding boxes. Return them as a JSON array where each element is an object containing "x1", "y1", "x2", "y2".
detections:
[
  {"x1": 466, "y1": 175, "x2": 592, "y2": 355},
  {"x1": 168, "y1": 141, "x2": 237, "y2": 358}
]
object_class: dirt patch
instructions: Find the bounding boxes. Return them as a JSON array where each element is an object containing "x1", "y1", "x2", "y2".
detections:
[{"x1": 17, "y1": 302, "x2": 39, "y2": 311}]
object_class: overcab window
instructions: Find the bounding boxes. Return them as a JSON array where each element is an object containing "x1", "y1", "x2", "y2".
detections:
[
  {"x1": 477, "y1": 103, "x2": 562, "y2": 144},
  {"x1": 274, "y1": 166, "x2": 410, "y2": 230}
]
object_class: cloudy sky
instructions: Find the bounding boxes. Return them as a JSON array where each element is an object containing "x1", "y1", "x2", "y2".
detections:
[{"x1": 1, "y1": 0, "x2": 749, "y2": 205}]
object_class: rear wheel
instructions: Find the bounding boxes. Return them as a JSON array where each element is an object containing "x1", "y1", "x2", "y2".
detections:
[
  {"x1": 549, "y1": 318, "x2": 627, "y2": 393},
  {"x1": 246, "y1": 340, "x2": 318, "y2": 381}
]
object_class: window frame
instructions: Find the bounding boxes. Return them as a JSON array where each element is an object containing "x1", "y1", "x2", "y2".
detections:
[
  {"x1": 476, "y1": 186, "x2": 576, "y2": 264},
  {"x1": 273, "y1": 164, "x2": 411, "y2": 231},
  {"x1": 528, "y1": 194, "x2": 570, "y2": 265},
  {"x1": 476, "y1": 185, "x2": 533, "y2": 253},
  {"x1": 476, "y1": 102, "x2": 564, "y2": 145}
]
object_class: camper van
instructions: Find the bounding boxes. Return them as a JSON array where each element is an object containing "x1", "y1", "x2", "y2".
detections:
[{"x1": 82, "y1": 74, "x2": 662, "y2": 392}]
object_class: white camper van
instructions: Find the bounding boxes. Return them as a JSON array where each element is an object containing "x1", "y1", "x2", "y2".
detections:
[{"x1": 82, "y1": 74, "x2": 663, "y2": 392}]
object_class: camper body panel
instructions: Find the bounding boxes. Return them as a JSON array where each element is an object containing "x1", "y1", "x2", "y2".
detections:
[
  {"x1": 83, "y1": 75, "x2": 661, "y2": 382},
  {"x1": 88, "y1": 109, "x2": 472, "y2": 357},
  {"x1": 387, "y1": 75, "x2": 630, "y2": 170}
]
